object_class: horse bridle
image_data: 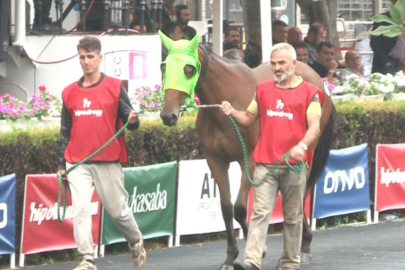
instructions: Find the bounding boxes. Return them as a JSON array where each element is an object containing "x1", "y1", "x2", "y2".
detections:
[{"x1": 195, "y1": 44, "x2": 209, "y2": 90}]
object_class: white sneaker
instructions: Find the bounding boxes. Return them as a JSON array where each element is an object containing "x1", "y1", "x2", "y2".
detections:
[
  {"x1": 72, "y1": 260, "x2": 97, "y2": 270},
  {"x1": 129, "y1": 236, "x2": 147, "y2": 268}
]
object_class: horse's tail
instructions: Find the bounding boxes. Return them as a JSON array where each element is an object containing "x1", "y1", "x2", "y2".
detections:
[{"x1": 306, "y1": 103, "x2": 337, "y2": 190}]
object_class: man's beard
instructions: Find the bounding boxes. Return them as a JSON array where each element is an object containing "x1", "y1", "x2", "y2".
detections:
[{"x1": 274, "y1": 65, "x2": 295, "y2": 83}]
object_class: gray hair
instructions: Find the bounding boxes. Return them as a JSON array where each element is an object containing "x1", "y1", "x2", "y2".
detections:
[{"x1": 271, "y1": 42, "x2": 297, "y2": 60}]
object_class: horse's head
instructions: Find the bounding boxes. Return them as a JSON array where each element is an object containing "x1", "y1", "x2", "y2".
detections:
[{"x1": 158, "y1": 31, "x2": 201, "y2": 126}]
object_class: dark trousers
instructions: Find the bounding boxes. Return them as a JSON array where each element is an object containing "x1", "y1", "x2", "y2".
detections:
[{"x1": 33, "y1": 0, "x2": 53, "y2": 25}]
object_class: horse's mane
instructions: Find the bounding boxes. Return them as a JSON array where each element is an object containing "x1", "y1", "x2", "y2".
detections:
[{"x1": 199, "y1": 43, "x2": 245, "y2": 65}]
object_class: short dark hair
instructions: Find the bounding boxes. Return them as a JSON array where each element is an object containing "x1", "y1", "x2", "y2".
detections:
[
  {"x1": 294, "y1": 41, "x2": 308, "y2": 51},
  {"x1": 160, "y1": 21, "x2": 181, "y2": 37},
  {"x1": 225, "y1": 27, "x2": 239, "y2": 37},
  {"x1": 77, "y1": 36, "x2": 101, "y2": 52},
  {"x1": 317, "y1": 41, "x2": 333, "y2": 52},
  {"x1": 272, "y1": 19, "x2": 287, "y2": 29},
  {"x1": 308, "y1": 22, "x2": 325, "y2": 35},
  {"x1": 176, "y1": 4, "x2": 188, "y2": 21}
]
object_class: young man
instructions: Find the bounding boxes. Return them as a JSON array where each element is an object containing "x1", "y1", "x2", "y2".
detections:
[
  {"x1": 221, "y1": 43, "x2": 322, "y2": 270},
  {"x1": 303, "y1": 23, "x2": 327, "y2": 64},
  {"x1": 272, "y1": 20, "x2": 288, "y2": 45},
  {"x1": 310, "y1": 41, "x2": 339, "y2": 84},
  {"x1": 56, "y1": 36, "x2": 146, "y2": 270},
  {"x1": 293, "y1": 41, "x2": 309, "y2": 65},
  {"x1": 175, "y1": 4, "x2": 196, "y2": 40},
  {"x1": 223, "y1": 27, "x2": 241, "y2": 51}
]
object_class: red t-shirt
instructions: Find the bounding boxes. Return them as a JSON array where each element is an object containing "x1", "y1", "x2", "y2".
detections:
[
  {"x1": 253, "y1": 79, "x2": 319, "y2": 165},
  {"x1": 63, "y1": 76, "x2": 123, "y2": 163}
]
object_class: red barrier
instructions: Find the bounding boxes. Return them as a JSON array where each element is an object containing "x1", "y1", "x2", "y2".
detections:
[
  {"x1": 375, "y1": 144, "x2": 405, "y2": 212},
  {"x1": 21, "y1": 174, "x2": 101, "y2": 255}
]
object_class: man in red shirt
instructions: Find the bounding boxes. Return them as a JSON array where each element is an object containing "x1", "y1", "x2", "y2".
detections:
[
  {"x1": 220, "y1": 43, "x2": 322, "y2": 270},
  {"x1": 57, "y1": 36, "x2": 146, "y2": 270}
]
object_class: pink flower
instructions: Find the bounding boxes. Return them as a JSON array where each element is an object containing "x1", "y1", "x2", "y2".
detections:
[{"x1": 39, "y1": 85, "x2": 47, "y2": 92}]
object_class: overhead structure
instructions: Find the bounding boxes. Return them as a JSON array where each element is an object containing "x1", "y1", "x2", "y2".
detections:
[{"x1": 211, "y1": 0, "x2": 272, "y2": 62}]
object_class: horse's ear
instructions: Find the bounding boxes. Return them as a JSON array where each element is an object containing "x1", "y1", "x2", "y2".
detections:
[
  {"x1": 158, "y1": 30, "x2": 174, "y2": 51},
  {"x1": 190, "y1": 34, "x2": 200, "y2": 51}
]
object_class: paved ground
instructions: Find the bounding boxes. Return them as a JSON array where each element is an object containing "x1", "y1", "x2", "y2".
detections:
[{"x1": 18, "y1": 219, "x2": 405, "y2": 270}]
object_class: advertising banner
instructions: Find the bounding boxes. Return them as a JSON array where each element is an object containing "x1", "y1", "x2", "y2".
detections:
[
  {"x1": 21, "y1": 174, "x2": 101, "y2": 254},
  {"x1": 314, "y1": 144, "x2": 370, "y2": 219},
  {"x1": 101, "y1": 162, "x2": 177, "y2": 245},
  {"x1": 375, "y1": 143, "x2": 405, "y2": 212},
  {"x1": 0, "y1": 173, "x2": 16, "y2": 254},
  {"x1": 176, "y1": 160, "x2": 241, "y2": 240}
]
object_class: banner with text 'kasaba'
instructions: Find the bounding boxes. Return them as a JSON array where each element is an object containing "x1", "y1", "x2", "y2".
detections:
[
  {"x1": 101, "y1": 162, "x2": 177, "y2": 245},
  {"x1": 21, "y1": 174, "x2": 101, "y2": 254},
  {"x1": 375, "y1": 143, "x2": 405, "y2": 212},
  {"x1": 0, "y1": 173, "x2": 16, "y2": 254}
]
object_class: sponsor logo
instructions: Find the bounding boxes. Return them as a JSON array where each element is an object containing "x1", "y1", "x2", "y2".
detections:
[
  {"x1": 276, "y1": 99, "x2": 285, "y2": 109},
  {"x1": 74, "y1": 109, "x2": 103, "y2": 117},
  {"x1": 83, "y1": 98, "x2": 92, "y2": 108},
  {"x1": 380, "y1": 167, "x2": 405, "y2": 187},
  {"x1": 323, "y1": 166, "x2": 366, "y2": 194},
  {"x1": 128, "y1": 184, "x2": 167, "y2": 213},
  {"x1": 199, "y1": 173, "x2": 220, "y2": 219},
  {"x1": 29, "y1": 202, "x2": 99, "y2": 225},
  {"x1": 0, "y1": 203, "x2": 7, "y2": 229},
  {"x1": 200, "y1": 173, "x2": 217, "y2": 199},
  {"x1": 267, "y1": 110, "x2": 293, "y2": 120}
]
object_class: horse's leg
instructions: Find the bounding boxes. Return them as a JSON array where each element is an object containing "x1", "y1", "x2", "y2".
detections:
[
  {"x1": 234, "y1": 157, "x2": 255, "y2": 238},
  {"x1": 301, "y1": 210, "x2": 312, "y2": 264},
  {"x1": 205, "y1": 154, "x2": 238, "y2": 270}
]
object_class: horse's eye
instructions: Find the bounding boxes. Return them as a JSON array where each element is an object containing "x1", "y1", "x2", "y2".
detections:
[
  {"x1": 184, "y1": 65, "x2": 195, "y2": 78},
  {"x1": 161, "y1": 63, "x2": 166, "y2": 73}
]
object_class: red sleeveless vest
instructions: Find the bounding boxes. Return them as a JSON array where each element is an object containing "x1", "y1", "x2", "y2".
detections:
[
  {"x1": 63, "y1": 76, "x2": 124, "y2": 163},
  {"x1": 252, "y1": 79, "x2": 319, "y2": 165}
]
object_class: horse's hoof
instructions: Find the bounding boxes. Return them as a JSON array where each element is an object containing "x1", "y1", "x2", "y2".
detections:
[
  {"x1": 218, "y1": 264, "x2": 234, "y2": 270},
  {"x1": 301, "y1": 252, "x2": 312, "y2": 264},
  {"x1": 262, "y1": 244, "x2": 268, "y2": 258}
]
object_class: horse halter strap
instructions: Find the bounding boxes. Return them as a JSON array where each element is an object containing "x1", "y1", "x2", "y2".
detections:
[{"x1": 196, "y1": 44, "x2": 209, "y2": 90}]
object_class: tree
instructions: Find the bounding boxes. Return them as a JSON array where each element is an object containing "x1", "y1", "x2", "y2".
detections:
[{"x1": 242, "y1": 0, "x2": 339, "y2": 49}]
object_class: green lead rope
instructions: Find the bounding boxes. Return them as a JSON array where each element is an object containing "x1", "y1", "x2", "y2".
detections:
[
  {"x1": 228, "y1": 115, "x2": 304, "y2": 187},
  {"x1": 57, "y1": 121, "x2": 131, "y2": 222}
]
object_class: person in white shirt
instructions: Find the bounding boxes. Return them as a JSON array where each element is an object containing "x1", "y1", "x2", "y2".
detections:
[{"x1": 354, "y1": 36, "x2": 373, "y2": 78}]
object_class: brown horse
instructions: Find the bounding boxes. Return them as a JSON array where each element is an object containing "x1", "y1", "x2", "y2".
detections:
[{"x1": 159, "y1": 35, "x2": 336, "y2": 270}]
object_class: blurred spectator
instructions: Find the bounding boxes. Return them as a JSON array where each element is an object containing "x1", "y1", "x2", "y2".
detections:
[
  {"x1": 176, "y1": 4, "x2": 196, "y2": 40},
  {"x1": 223, "y1": 49, "x2": 244, "y2": 62},
  {"x1": 293, "y1": 41, "x2": 309, "y2": 64},
  {"x1": 223, "y1": 27, "x2": 241, "y2": 51},
  {"x1": 310, "y1": 42, "x2": 339, "y2": 84},
  {"x1": 354, "y1": 36, "x2": 373, "y2": 78},
  {"x1": 303, "y1": 23, "x2": 326, "y2": 64},
  {"x1": 338, "y1": 50, "x2": 368, "y2": 83},
  {"x1": 161, "y1": 0, "x2": 177, "y2": 25},
  {"x1": 32, "y1": 0, "x2": 63, "y2": 34},
  {"x1": 161, "y1": 21, "x2": 183, "y2": 41},
  {"x1": 272, "y1": 20, "x2": 288, "y2": 45},
  {"x1": 287, "y1": 26, "x2": 303, "y2": 46},
  {"x1": 243, "y1": 26, "x2": 262, "y2": 68},
  {"x1": 370, "y1": 0, "x2": 399, "y2": 75}
]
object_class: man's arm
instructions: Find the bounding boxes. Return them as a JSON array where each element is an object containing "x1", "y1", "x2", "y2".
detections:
[
  {"x1": 220, "y1": 100, "x2": 259, "y2": 128},
  {"x1": 57, "y1": 103, "x2": 71, "y2": 172},
  {"x1": 118, "y1": 85, "x2": 140, "y2": 130}
]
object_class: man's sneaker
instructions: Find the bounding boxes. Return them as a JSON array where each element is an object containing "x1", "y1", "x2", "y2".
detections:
[
  {"x1": 72, "y1": 259, "x2": 97, "y2": 270},
  {"x1": 129, "y1": 236, "x2": 147, "y2": 268}
]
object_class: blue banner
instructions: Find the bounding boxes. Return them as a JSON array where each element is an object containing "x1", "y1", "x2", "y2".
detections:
[
  {"x1": 314, "y1": 144, "x2": 370, "y2": 219},
  {"x1": 0, "y1": 173, "x2": 16, "y2": 254}
]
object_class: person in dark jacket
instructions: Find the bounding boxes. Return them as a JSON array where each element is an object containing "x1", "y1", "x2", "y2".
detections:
[{"x1": 56, "y1": 36, "x2": 146, "y2": 270}]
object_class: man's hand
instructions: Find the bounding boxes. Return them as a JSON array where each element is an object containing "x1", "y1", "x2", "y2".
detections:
[
  {"x1": 128, "y1": 111, "x2": 139, "y2": 124},
  {"x1": 327, "y1": 59, "x2": 339, "y2": 71},
  {"x1": 220, "y1": 101, "x2": 234, "y2": 116},
  {"x1": 290, "y1": 143, "x2": 306, "y2": 162},
  {"x1": 57, "y1": 169, "x2": 67, "y2": 181}
]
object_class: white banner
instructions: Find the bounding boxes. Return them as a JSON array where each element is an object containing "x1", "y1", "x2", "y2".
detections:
[{"x1": 176, "y1": 160, "x2": 241, "y2": 242}]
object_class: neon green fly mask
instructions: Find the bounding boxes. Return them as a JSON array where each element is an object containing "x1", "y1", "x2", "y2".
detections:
[{"x1": 158, "y1": 30, "x2": 201, "y2": 107}]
